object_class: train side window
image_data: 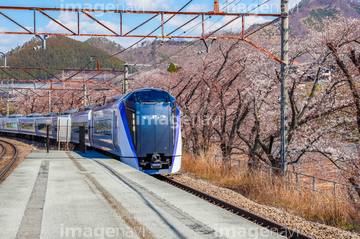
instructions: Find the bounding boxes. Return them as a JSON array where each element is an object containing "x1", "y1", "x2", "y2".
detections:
[
  {"x1": 6, "y1": 123, "x2": 17, "y2": 129},
  {"x1": 72, "y1": 122, "x2": 89, "y2": 134},
  {"x1": 125, "y1": 108, "x2": 136, "y2": 149},
  {"x1": 21, "y1": 123, "x2": 35, "y2": 129},
  {"x1": 53, "y1": 121, "x2": 58, "y2": 132},
  {"x1": 94, "y1": 120, "x2": 111, "y2": 135},
  {"x1": 38, "y1": 124, "x2": 52, "y2": 131}
]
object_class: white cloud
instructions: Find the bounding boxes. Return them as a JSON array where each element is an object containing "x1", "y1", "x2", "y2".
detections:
[
  {"x1": 242, "y1": 16, "x2": 268, "y2": 29},
  {"x1": 0, "y1": 33, "x2": 33, "y2": 53},
  {"x1": 120, "y1": 0, "x2": 171, "y2": 11},
  {"x1": 186, "y1": 4, "x2": 209, "y2": 12},
  {"x1": 42, "y1": 12, "x2": 129, "y2": 35}
]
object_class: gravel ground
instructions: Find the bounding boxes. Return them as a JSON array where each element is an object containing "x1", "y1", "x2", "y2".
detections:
[
  {"x1": 0, "y1": 136, "x2": 34, "y2": 181},
  {"x1": 170, "y1": 172, "x2": 360, "y2": 239}
]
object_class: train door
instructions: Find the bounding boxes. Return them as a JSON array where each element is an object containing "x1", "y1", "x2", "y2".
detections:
[
  {"x1": 112, "y1": 110, "x2": 118, "y2": 151},
  {"x1": 17, "y1": 119, "x2": 21, "y2": 133},
  {"x1": 91, "y1": 115, "x2": 94, "y2": 144}
]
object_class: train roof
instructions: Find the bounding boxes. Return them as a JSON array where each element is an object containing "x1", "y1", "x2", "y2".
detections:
[
  {"x1": 125, "y1": 88, "x2": 176, "y2": 103},
  {"x1": 26, "y1": 113, "x2": 43, "y2": 117},
  {"x1": 84, "y1": 103, "x2": 102, "y2": 111},
  {"x1": 9, "y1": 114, "x2": 23, "y2": 118},
  {"x1": 62, "y1": 109, "x2": 79, "y2": 115},
  {"x1": 107, "y1": 94, "x2": 125, "y2": 104},
  {"x1": 44, "y1": 112, "x2": 60, "y2": 117}
]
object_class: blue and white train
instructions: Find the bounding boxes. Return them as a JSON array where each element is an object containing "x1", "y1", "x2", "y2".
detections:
[{"x1": 0, "y1": 88, "x2": 182, "y2": 174}]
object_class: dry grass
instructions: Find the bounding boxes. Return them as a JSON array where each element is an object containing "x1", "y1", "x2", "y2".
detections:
[{"x1": 181, "y1": 149, "x2": 360, "y2": 231}]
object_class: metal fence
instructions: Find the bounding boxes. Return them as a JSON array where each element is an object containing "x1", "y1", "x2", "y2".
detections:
[{"x1": 215, "y1": 157, "x2": 360, "y2": 204}]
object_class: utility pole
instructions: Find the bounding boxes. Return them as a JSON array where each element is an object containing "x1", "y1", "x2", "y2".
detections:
[
  {"x1": 124, "y1": 63, "x2": 129, "y2": 93},
  {"x1": 123, "y1": 63, "x2": 152, "y2": 94},
  {"x1": 0, "y1": 52, "x2": 6, "y2": 67},
  {"x1": 6, "y1": 100, "x2": 9, "y2": 116},
  {"x1": 214, "y1": 0, "x2": 219, "y2": 13},
  {"x1": 62, "y1": 70, "x2": 65, "y2": 89},
  {"x1": 280, "y1": 0, "x2": 289, "y2": 173},
  {"x1": 226, "y1": 0, "x2": 229, "y2": 13},
  {"x1": 83, "y1": 79, "x2": 87, "y2": 105},
  {"x1": 48, "y1": 90, "x2": 51, "y2": 113}
]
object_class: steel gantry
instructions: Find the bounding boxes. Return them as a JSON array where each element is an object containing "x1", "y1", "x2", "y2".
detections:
[
  {"x1": 0, "y1": 4, "x2": 285, "y2": 63},
  {"x1": 0, "y1": 65, "x2": 124, "y2": 108}
]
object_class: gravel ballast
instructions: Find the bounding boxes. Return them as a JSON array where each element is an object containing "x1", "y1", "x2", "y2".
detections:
[{"x1": 170, "y1": 172, "x2": 360, "y2": 239}]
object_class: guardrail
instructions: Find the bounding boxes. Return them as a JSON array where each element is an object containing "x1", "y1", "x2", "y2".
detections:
[{"x1": 214, "y1": 156, "x2": 360, "y2": 204}]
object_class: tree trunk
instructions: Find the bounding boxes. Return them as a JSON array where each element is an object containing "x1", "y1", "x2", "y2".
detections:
[{"x1": 349, "y1": 177, "x2": 360, "y2": 199}]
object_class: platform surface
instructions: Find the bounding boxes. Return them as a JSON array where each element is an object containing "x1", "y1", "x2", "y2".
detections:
[{"x1": 0, "y1": 150, "x2": 286, "y2": 239}]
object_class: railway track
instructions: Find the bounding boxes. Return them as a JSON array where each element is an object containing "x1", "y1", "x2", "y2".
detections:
[
  {"x1": 0, "y1": 139, "x2": 18, "y2": 181},
  {"x1": 156, "y1": 175, "x2": 314, "y2": 239}
]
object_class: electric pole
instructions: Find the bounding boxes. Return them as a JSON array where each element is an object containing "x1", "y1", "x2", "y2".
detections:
[
  {"x1": 280, "y1": 0, "x2": 289, "y2": 173},
  {"x1": 48, "y1": 90, "x2": 51, "y2": 113},
  {"x1": 123, "y1": 63, "x2": 152, "y2": 94},
  {"x1": 6, "y1": 100, "x2": 9, "y2": 116},
  {"x1": 0, "y1": 52, "x2": 6, "y2": 67},
  {"x1": 83, "y1": 79, "x2": 87, "y2": 105},
  {"x1": 124, "y1": 63, "x2": 129, "y2": 93}
]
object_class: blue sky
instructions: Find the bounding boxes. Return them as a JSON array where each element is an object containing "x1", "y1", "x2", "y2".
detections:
[{"x1": 0, "y1": 0, "x2": 302, "y2": 53}]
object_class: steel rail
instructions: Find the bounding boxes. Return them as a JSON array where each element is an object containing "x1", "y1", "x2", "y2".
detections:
[
  {"x1": 156, "y1": 175, "x2": 314, "y2": 239},
  {"x1": 0, "y1": 143, "x2": 5, "y2": 158},
  {"x1": 0, "y1": 139, "x2": 18, "y2": 181}
]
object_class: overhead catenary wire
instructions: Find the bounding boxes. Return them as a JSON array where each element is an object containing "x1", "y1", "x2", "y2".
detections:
[
  {"x1": 130, "y1": 0, "x2": 274, "y2": 78},
  {"x1": 117, "y1": 0, "x2": 241, "y2": 67},
  {"x1": 135, "y1": 0, "x2": 248, "y2": 68},
  {"x1": 181, "y1": 0, "x2": 241, "y2": 37},
  {"x1": 109, "y1": 0, "x2": 261, "y2": 71},
  {"x1": 101, "y1": 0, "x2": 194, "y2": 61}
]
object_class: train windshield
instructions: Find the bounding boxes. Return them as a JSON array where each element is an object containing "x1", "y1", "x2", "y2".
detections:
[{"x1": 126, "y1": 90, "x2": 175, "y2": 103}]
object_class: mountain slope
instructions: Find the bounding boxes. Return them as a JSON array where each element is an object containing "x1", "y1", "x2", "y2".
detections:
[
  {"x1": 0, "y1": 36, "x2": 124, "y2": 79},
  {"x1": 85, "y1": 37, "x2": 124, "y2": 55},
  {"x1": 250, "y1": 0, "x2": 360, "y2": 40},
  {"x1": 290, "y1": 0, "x2": 360, "y2": 35}
]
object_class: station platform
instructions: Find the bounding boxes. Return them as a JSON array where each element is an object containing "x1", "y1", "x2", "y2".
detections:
[{"x1": 0, "y1": 150, "x2": 285, "y2": 239}]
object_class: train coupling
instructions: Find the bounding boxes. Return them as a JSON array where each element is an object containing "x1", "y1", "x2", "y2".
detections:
[{"x1": 151, "y1": 153, "x2": 162, "y2": 169}]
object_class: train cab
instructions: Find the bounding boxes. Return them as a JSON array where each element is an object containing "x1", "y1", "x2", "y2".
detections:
[{"x1": 121, "y1": 88, "x2": 181, "y2": 174}]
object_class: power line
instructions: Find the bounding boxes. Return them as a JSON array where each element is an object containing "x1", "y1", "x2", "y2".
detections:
[
  {"x1": 133, "y1": 0, "x2": 274, "y2": 74},
  {"x1": 123, "y1": 0, "x2": 274, "y2": 76},
  {"x1": 137, "y1": 0, "x2": 246, "y2": 68},
  {"x1": 181, "y1": 0, "x2": 241, "y2": 37},
  {"x1": 101, "y1": 0, "x2": 194, "y2": 61}
]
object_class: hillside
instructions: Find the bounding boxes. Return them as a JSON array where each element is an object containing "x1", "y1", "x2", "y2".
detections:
[
  {"x1": 0, "y1": 36, "x2": 124, "y2": 80},
  {"x1": 85, "y1": 37, "x2": 193, "y2": 67},
  {"x1": 85, "y1": 37, "x2": 124, "y2": 55},
  {"x1": 291, "y1": 0, "x2": 360, "y2": 35},
  {"x1": 249, "y1": 0, "x2": 360, "y2": 40}
]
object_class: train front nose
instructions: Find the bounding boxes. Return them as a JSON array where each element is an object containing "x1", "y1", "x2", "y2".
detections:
[
  {"x1": 136, "y1": 103, "x2": 174, "y2": 169},
  {"x1": 124, "y1": 89, "x2": 177, "y2": 171}
]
